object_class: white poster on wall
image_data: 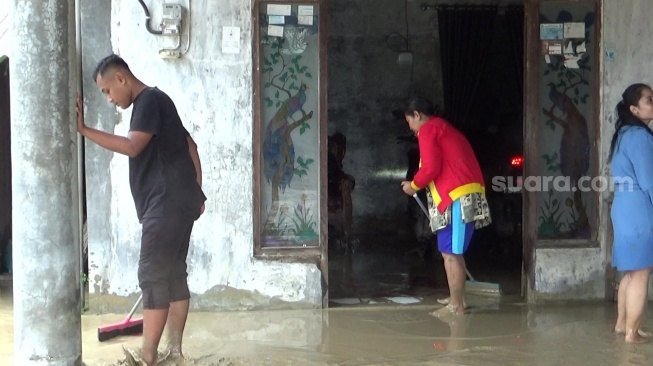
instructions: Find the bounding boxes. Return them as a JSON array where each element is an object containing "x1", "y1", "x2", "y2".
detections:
[
  {"x1": 222, "y1": 26, "x2": 240, "y2": 54},
  {"x1": 268, "y1": 15, "x2": 285, "y2": 25},
  {"x1": 564, "y1": 22, "x2": 585, "y2": 39},
  {"x1": 298, "y1": 5, "x2": 314, "y2": 16},
  {"x1": 267, "y1": 25, "x2": 285, "y2": 38},
  {"x1": 267, "y1": 4, "x2": 292, "y2": 16},
  {"x1": 298, "y1": 16, "x2": 314, "y2": 26},
  {"x1": 540, "y1": 23, "x2": 564, "y2": 40}
]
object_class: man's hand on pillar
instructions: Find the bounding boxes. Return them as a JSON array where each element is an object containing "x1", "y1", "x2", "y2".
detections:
[{"x1": 76, "y1": 93, "x2": 86, "y2": 134}]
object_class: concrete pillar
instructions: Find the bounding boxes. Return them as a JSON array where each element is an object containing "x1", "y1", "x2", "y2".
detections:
[{"x1": 10, "y1": 0, "x2": 82, "y2": 365}]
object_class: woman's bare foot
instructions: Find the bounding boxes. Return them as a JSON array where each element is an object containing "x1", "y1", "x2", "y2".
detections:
[
  {"x1": 615, "y1": 328, "x2": 652, "y2": 338},
  {"x1": 430, "y1": 304, "x2": 467, "y2": 319},
  {"x1": 639, "y1": 329, "x2": 653, "y2": 338},
  {"x1": 625, "y1": 329, "x2": 649, "y2": 344},
  {"x1": 614, "y1": 320, "x2": 625, "y2": 334},
  {"x1": 436, "y1": 297, "x2": 469, "y2": 309}
]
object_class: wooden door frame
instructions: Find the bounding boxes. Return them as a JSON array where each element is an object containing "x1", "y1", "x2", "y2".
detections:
[
  {"x1": 251, "y1": 0, "x2": 330, "y2": 307},
  {"x1": 0, "y1": 56, "x2": 10, "y2": 270},
  {"x1": 523, "y1": 0, "x2": 602, "y2": 297}
]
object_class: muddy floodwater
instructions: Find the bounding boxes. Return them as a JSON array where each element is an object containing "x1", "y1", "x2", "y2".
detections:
[{"x1": 3, "y1": 292, "x2": 653, "y2": 365}]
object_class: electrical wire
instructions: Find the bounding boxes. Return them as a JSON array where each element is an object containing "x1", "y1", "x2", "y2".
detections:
[
  {"x1": 404, "y1": 0, "x2": 413, "y2": 97},
  {"x1": 384, "y1": 1, "x2": 415, "y2": 98},
  {"x1": 138, "y1": 0, "x2": 163, "y2": 35},
  {"x1": 409, "y1": 59, "x2": 414, "y2": 98},
  {"x1": 404, "y1": 0, "x2": 411, "y2": 51},
  {"x1": 181, "y1": 0, "x2": 191, "y2": 54},
  {"x1": 385, "y1": 0, "x2": 412, "y2": 53}
]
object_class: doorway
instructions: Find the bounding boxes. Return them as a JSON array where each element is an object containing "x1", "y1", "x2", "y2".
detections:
[
  {"x1": 326, "y1": 2, "x2": 525, "y2": 304},
  {"x1": 441, "y1": 5, "x2": 525, "y2": 297}
]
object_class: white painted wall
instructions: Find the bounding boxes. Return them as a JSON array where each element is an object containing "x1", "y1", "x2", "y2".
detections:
[
  {"x1": 0, "y1": 6, "x2": 9, "y2": 55},
  {"x1": 601, "y1": 0, "x2": 653, "y2": 122},
  {"x1": 87, "y1": 0, "x2": 321, "y2": 309}
]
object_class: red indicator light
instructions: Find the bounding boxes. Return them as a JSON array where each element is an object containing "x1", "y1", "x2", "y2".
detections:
[{"x1": 511, "y1": 156, "x2": 523, "y2": 167}]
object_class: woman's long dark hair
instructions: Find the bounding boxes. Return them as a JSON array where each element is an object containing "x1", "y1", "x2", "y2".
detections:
[{"x1": 608, "y1": 83, "x2": 653, "y2": 162}]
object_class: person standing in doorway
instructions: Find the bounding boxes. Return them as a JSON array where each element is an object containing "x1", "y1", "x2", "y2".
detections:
[
  {"x1": 76, "y1": 54, "x2": 206, "y2": 364},
  {"x1": 400, "y1": 97, "x2": 491, "y2": 318},
  {"x1": 609, "y1": 83, "x2": 653, "y2": 344}
]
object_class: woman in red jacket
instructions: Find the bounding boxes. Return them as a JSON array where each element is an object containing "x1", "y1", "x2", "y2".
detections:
[{"x1": 401, "y1": 97, "x2": 491, "y2": 318}]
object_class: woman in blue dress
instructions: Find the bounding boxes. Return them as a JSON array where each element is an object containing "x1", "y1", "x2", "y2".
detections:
[{"x1": 610, "y1": 83, "x2": 653, "y2": 343}]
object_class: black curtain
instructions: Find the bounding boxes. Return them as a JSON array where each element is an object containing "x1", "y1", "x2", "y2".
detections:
[
  {"x1": 437, "y1": 5, "x2": 496, "y2": 131},
  {"x1": 504, "y1": 5, "x2": 524, "y2": 99}
]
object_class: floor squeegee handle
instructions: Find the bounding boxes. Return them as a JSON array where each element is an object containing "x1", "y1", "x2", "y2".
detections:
[
  {"x1": 125, "y1": 294, "x2": 143, "y2": 320},
  {"x1": 412, "y1": 193, "x2": 430, "y2": 217}
]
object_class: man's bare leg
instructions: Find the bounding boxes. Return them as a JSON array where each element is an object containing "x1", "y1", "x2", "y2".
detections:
[
  {"x1": 142, "y1": 308, "x2": 169, "y2": 366},
  {"x1": 165, "y1": 299, "x2": 190, "y2": 357},
  {"x1": 624, "y1": 268, "x2": 652, "y2": 343}
]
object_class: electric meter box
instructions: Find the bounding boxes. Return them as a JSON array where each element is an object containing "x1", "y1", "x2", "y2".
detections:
[{"x1": 161, "y1": 4, "x2": 183, "y2": 35}]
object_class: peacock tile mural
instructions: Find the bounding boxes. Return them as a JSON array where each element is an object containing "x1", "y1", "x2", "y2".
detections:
[
  {"x1": 259, "y1": 4, "x2": 320, "y2": 247},
  {"x1": 537, "y1": 3, "x2": 596, "y2": 240}
]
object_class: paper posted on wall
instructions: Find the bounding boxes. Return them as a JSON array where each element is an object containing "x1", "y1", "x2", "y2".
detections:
[
  {"x1": 541, "y1": 40, "x2": 563, "y2": 55},
  {"x1": 268, "y1": 25, "x2": 285, "y2": 38},
  {"x1": 564, "y1": 55, "x2": 582, "y2": 69},
  {"x1": 222, "y1": 26, "x2": 240, "y2": 54},
  {"x1": 563, "y1": 22, "x2": 585, "y2": 39},
  {"x1": 298, "y1": 16, "x2": 313, "y2": 26},
  {"x1": 540, "y1": 23, "x2": 564, "y2": 40},
  {"x1": 267, "y1": 4, "x2": 292, "y2": 16}
]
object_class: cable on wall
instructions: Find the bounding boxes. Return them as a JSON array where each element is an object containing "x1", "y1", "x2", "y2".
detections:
[
  {"x1": 138, "y1": 0, "x2": 163, "y2": 35},
  {"x1": 384, "y1": 0, "x2": 414, "y2": 98},
  {"x1": 180, "y1": 0, "x2": 191, "y2": 54}
]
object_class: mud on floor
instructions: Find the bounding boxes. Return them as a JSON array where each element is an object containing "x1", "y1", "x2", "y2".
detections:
[{"x1": 113, "y1": 348, "x2": 247, "y2": 366}]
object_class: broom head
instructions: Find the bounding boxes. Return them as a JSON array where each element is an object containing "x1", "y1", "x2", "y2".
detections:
[
  {"x1": 97, "y1": 316, "x2": 143, "y2": 342},
  {"x1": 465, "y1": 279, "x2": 502, "y2": 296}
]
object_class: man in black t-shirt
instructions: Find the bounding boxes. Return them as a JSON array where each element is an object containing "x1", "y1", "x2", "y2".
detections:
[{"x1": 76, "y1": 54, "x2": 206, "y2": 366}]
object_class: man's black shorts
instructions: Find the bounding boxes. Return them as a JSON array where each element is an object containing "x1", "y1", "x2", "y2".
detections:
[{"x1": 138, "y1": 216, "x2": 194, "y2": 309}]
